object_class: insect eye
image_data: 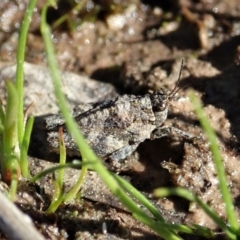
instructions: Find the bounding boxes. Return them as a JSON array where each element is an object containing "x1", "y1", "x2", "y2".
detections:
[
  {"x1": 152, "y1": 100, "x2": 167, "y2": 112},
  {"x1": 159, "y1": 102, "x2": 166, "y2": 110},
  {"x1": 156, "y1": 102, "x2": 166, "y2": 111}
]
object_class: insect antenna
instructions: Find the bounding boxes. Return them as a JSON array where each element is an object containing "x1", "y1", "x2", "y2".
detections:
[
  {"x1": 168, "y1": 59, "x2": 192, "y2": 110},
  {"x1": 168, "y1": 58, "x2": 185, "y2": 100}
]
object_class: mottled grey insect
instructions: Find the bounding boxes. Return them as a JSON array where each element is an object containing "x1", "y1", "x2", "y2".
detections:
[{"x1": 45, "y1": 60, "x2": 192, "y2": 162}]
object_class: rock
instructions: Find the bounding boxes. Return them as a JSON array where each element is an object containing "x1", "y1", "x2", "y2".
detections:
[{"x1": 0, "y1": 62, "x2": 117, "y2": 115}]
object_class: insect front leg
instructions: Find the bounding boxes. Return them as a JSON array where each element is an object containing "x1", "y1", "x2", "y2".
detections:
[
  {"x1": 108, "y1": 143, "x2": 140, "y2": 162},
  {"x1": 151, "y1": 125, "x2": 197, "y2": 140},
  {"x1": 105, "y1": 143, "x2": 140, "y2": 171}
]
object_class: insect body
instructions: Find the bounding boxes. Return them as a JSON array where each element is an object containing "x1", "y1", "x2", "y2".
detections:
[
  {"x1": 46, "y1": 90, "x2": 192, "y2": 162},
  {"x1": 45, "y1": 60, "x2": 192, "y2": 161}
]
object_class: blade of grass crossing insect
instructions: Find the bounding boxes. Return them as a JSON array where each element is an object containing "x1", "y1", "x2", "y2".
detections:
[{"x1": 40, "y1": 3, "x2": 181, "y2": 238}]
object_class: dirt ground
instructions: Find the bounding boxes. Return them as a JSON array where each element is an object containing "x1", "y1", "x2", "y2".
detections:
[{"x1": 1, "y1": 0, "x2": 240, "y2": 239}]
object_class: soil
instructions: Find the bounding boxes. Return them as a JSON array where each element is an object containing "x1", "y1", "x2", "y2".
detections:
[{"x1": 1, "y1": 0, "x2": 240, "y2": 239}]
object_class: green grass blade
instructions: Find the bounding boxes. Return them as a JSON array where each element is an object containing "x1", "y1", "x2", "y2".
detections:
[
  {"x1": 20, "y1": 116, "x2": 34, "y2": 177},
  {"x1": 52, "y1": 0, "x2": 87, "y2": 29},
  {"x1": 63, "y1": 165, "x2": 88, "y2": 203},
  {"x1": 9, "y1": 161, "x2": 19, "y2": 201},
  {"x1": 113, "y1": 173, "x2": 165, "y2": 222},
  {"x1": 2, "y1": 81, "x2": 20, "y2": 186},
  {"x1": 16, "y1": 0, "x2": 38, "y2": 144},
  {"x1": 0, "y1": 100, "x2": 5, "y2": 128},
  {"x1": 31, "y1": 162, "x2": 82, "y2": 183},
  {"x1": 157, "y1": 222, "x2": 214, "y2": 237},
  {"x1": 1, "y1": 82, "x2": 20, "y2": 184},
  {"x1": 188, "y1": 90, "x2": 239, "y2": 233},
  {"x1": 57, "y1": 127, "x2": 66, "y2": 188},
  {"x1": 3, "y1": 81, "x2": 18, "y2": 155},
  {"x1": 154, "y1": 187, "x2": 237, "y2": 239},
  {"x1": 45, "y1": 174, "x2": 64, "y2": 214},
  {"x1": 188, "y1": 224, "x2": 215, "y2": 238},
  {"x1": 133, "y1": 212, "x2": 182, "y2": 240}
]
